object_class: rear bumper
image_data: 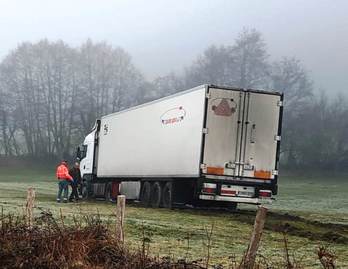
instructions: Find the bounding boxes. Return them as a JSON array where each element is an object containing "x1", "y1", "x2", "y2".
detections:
[
  {"x1": 199, "y1": 194, "x2": 273, "y2": 204},
  {"x1": 202, "y1": 175, "x2": 278, "y2": 195}
]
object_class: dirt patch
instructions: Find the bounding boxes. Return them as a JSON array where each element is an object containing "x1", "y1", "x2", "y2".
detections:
[
  {"x1": 182, "y1": 207, "x2": 348, "y2": 244},
  {"x1": 266, "y1": 211, "x2": 348, "y2": 244}
]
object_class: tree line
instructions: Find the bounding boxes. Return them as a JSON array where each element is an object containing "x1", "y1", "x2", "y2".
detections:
[{"x1": 0, "y1": 29, "x2": 347, "y2": 171}]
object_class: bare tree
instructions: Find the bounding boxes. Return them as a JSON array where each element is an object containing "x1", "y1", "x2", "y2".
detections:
[
  {"x1": 1, "y1": 41, "x2": 77, "y2": 159},
  {"x1": 185, "y1": 45, "x2": 235, "y2": 88},
  {"x1": 230, "y1": 28, "x2": 269, "y2": 88},
  {"x1": 271, "y1": 57, "x2": 313, "y2": 167},
  {"x1": 185, "y1": 29, "x2": 269, "y2": 89},
  {"x1": 0, "y1": 39, "x2": 147, "y2": 159},
  {"x1": 152, "y1": 72, "x2": 184, "y2": 98},
  {"x1": 76, "y1": 40, "x2": 146, "y2": 135}
]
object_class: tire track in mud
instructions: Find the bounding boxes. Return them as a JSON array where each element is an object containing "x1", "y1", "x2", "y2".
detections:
[
  {"x1": 240, "y1": 210, "x2": 348, "y2": 244},
  {"x1": 163, "y1": 205, "x2": 348, "y2": 244}
]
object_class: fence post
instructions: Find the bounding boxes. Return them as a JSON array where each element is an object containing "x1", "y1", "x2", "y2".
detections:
[
  {"x1": 243, "y1": 205, "x2": 268, "y2": 269},
  {"x1": 116, "y1": 195, "x2": 126, "y2": 243},
  {"x1": 26, "y1": 187, "x2": 35, "y2": 228}
]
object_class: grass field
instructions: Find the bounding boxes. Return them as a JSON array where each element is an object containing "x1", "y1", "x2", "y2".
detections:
[{"x1": 0, "y1": 165, "x2": 347, "y2": 268}]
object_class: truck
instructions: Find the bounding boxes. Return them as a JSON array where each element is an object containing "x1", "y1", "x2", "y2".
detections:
[{"x1": 76, "y1": 84, "x2": 283, "y2": 209}]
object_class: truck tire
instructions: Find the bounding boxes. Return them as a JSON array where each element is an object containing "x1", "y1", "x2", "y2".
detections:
[
  {"x1": 81, "y1": 181, "x2": 89, "y2": 200},
  {"x1": 104, "y1": 183, "x2": 113, "y2": 202},
  {"x1": 162, "y1": 182, "x2": 172, "y2": 209},
  {"x1": 227, "y1": 202, "x2": 238, "y2": 212},
  {"x1": 140, "y1": 181, "x2": 151, "y2": 207},
  {"x1": 150, "y1": 182, "x2": 162, "y2": 208}
]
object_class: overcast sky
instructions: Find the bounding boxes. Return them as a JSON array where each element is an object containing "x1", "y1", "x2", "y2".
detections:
[{"x1": 0, "y1": 0, "x2": 347, "y2": 94}]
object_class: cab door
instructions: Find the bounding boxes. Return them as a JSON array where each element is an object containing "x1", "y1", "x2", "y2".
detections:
[{"x1": 80, "y1": 131, "x2": 96, "y2": 178}]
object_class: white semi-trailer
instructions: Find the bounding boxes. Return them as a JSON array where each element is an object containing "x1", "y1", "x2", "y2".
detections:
[{"x1": 77, "y1": 84, "x2": 283, "y2": 208}]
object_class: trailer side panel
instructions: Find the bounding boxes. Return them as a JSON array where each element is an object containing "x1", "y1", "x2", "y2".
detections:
[{"x1": 97, "y1": 87, "x2": 206, "y2": 178}]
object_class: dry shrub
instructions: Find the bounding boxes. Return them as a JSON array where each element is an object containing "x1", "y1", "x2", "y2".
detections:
[
  {"x1": 0, "y1": 211, "x2": 202, "y2": 269},
  {"x1": 0, "y1": 210, "x2": 340, "y2": 269},
  {"x1": 317, "y1": 246, "x2": 336, "y2": 269}
]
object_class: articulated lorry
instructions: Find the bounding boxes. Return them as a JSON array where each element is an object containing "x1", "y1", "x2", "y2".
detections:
[{"x1": 77, "y1": 84, "x2": 283, "y2": 209}]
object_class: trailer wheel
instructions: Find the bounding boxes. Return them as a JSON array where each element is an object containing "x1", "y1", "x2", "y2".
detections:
[
  {"x1": 227, "y1": 202, "x2": 237, "y2": 212},
  {"x1": 140, "y1": 182, "x2": 151, "y2": 207},
  {"x1": 150, "y1": 182, "x2": 162, "y2": 208},
  {"x1": 162, "y1": 182, "x2": 172, "y2": 209}
]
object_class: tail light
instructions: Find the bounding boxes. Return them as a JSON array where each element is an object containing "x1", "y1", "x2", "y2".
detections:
[
  {"x1": 202, "y1": 183, "x2": 216, "y2": 194},
  {"x1": 259, "y1": 190, "x2": 272, "y2": 198}
]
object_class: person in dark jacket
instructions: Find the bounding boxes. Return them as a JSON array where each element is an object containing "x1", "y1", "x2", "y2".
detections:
[{"x1": 69, "y1": 162, "x2": 81, "y2": 202}]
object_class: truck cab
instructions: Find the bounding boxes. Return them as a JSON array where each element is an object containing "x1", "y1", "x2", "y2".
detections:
[{"x1": 78, "y1": 130, "x2": 96, "y2": 179}]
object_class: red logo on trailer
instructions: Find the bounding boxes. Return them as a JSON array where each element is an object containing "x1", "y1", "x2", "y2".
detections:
[
  {"x1": 211, "y1": 98, "x2": 237, "y2": 117},
  {"x1": 161, "y1": 106, "x2": 186, "y2": 125}
]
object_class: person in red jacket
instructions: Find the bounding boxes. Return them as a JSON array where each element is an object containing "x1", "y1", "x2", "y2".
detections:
[{"x1": 56, "y1": 160, "x2": 73, "y2": 203}]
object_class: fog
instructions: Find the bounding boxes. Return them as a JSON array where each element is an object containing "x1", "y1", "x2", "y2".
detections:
[{"x1": 0, "y1": 0, "x2": 347, "y2": 93}]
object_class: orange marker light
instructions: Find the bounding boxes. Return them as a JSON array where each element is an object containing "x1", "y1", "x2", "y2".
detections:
[
  {"x1": 206, "y1": 167, "x2": 224, "y2": 175},
  {"x1": 254, "y1": 170, "x2": 271, "y2": 179}
]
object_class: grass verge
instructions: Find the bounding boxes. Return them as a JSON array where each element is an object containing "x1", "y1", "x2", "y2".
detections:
[{"x1": 0, "y1": 166, "x2": 347, "y2": 268}]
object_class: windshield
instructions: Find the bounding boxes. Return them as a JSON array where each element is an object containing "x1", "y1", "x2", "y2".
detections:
[{"x1": 76, "y1": 144, "x2": 87, "y2": 160}]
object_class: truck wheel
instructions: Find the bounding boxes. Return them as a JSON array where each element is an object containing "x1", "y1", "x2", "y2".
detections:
[
  {"x1": 140, "y1": 182, "x2": 151, "y2": 207},
  {"x1": 150, "y1": 182, "x2": 162, "y2": 208},
  {"x1": 227, "y1": 202, "x2": 238, "y2": 212},
  {"x1": 162, "y1": 182, "x2": 172, "y2": 209},
  {"x1": 81, "y1": 182, "x2": 89, "y2": 200},
  {"x1": 104, "y1": 183, "x2": 113, "y2": 202}
]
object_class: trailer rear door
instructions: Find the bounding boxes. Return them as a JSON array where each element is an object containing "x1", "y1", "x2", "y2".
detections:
[
  {"x1": 202, "y1": 87, "x2": 282, "y2": 181},
  {"x1": 240, "y1": 91, "x2": 282, "y2": 180},
  {"x1": 202, "y1": 87, "x2": 243, "y2": 177}
]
